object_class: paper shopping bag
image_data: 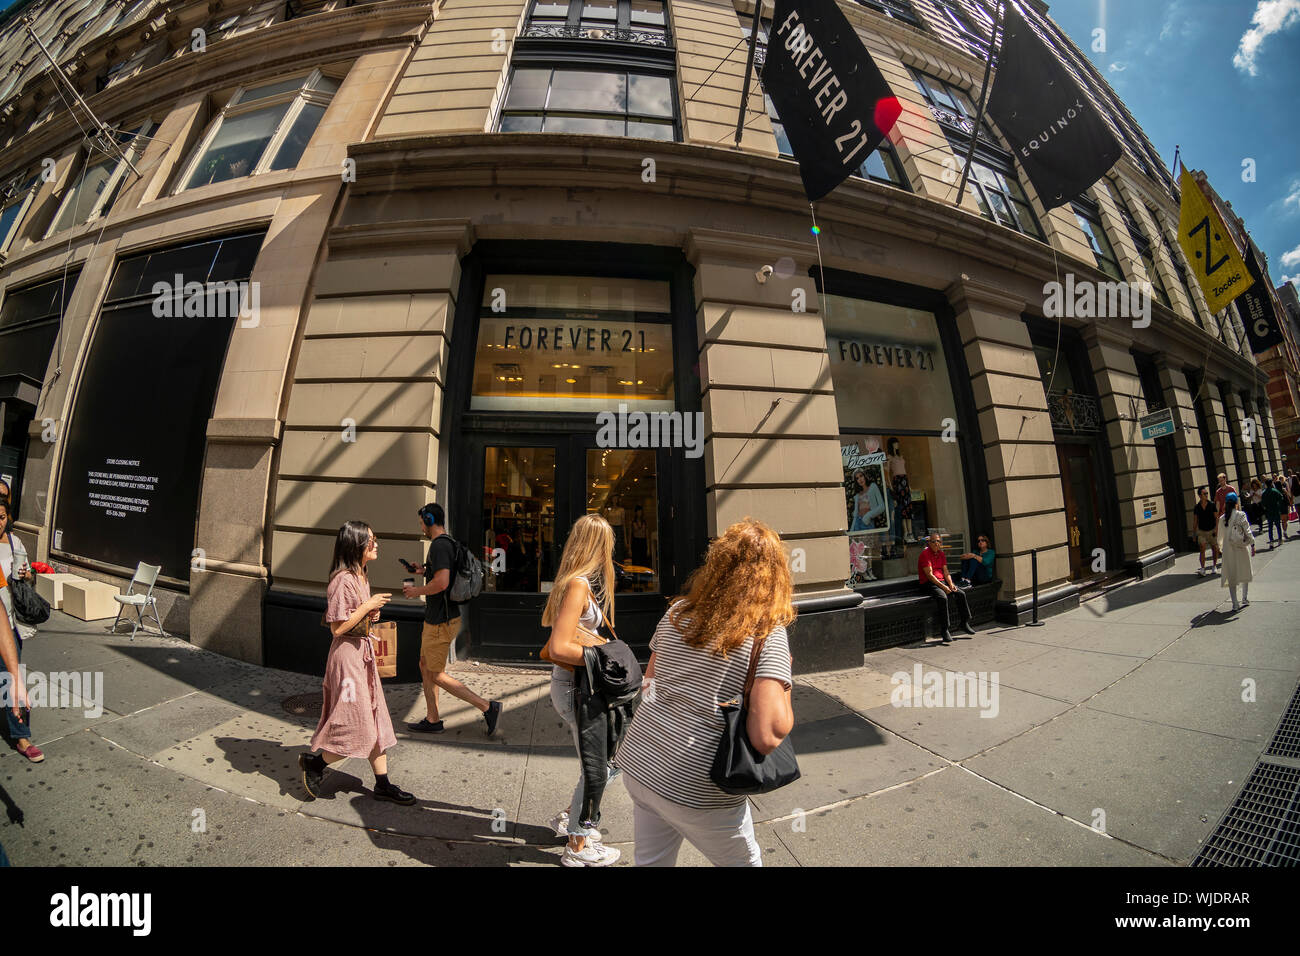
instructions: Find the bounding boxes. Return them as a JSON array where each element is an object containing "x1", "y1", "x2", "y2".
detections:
[{"x1": 372, "y1": 621, "x2": 398, "y2": 678}]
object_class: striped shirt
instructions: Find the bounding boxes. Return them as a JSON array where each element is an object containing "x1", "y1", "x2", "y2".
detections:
[{"x1": 614, "y1": 604, "x2": 792, "y2": 809}]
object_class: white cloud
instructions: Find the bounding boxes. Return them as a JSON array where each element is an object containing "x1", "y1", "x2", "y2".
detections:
[
  {"x1": 1109, "y1": 62, "x2": 1128, "y2": 73},
  {"x1": 1281, "y1": 243, "x2": 1300, "y2": 268},
  {"x1": 1281, "y1": 274, "x2": 1299, "y2": 286},
  {"x1": 1285, "y1": 180, "x2": 1300, "y2": 210},
  {"x1": 1234, "y1": 0, "x2": 1300, "y2": 75}
]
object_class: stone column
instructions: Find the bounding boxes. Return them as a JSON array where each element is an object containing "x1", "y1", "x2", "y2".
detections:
[
  {"x1": 1158, "y1": 364, "x2": 1209, "y2": 522},
  {"x1": 687, "y1": 230, "x2": 861, "y2": 670},
  {"x1": 1199, "y1": 380, "x2": 1238, "y2": 490},
  {"x1": 1086, "y1": 327, "x2": 1171, "y2": 575},
  {"x1": 948, "y1": 278, "x2": 1072, "y2": 620}
]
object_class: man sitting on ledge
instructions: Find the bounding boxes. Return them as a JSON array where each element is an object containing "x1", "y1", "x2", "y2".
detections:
[{"x1": 919, "y1": 534, "x2": 976, "y2": 645}]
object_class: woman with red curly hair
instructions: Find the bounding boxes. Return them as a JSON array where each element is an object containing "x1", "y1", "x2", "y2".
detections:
[{"x1": 614, "y1": 517, "x2": 795, "y2": 866}]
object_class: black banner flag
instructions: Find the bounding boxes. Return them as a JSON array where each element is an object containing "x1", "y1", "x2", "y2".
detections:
[
  {"x1": 1237, "y1": 243, "x2": 1286, "y2": 353},
  {"x1": 985, "y1": 4, "x2": 1122, "y2": 209},
  {"x1": 763, "y1": 0, "x2": 901, "y2": 202}
]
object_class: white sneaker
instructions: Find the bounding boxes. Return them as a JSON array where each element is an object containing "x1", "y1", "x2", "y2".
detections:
[
  {"x1": 1197, "y1": 567, "x2": 1205, "y2": 576},
  {"x1": 1241, "y1": 599, "x2": 1250, "y2": 607},
  {"x1": 561, "y1": 841, "x2": 620, "y2": 867},
  {"x1": 549, "y1": 811, "x2": 601, "y2": 842}
]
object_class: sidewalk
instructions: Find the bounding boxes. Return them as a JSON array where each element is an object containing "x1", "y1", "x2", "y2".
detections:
[{"x1": 2, "y1": 537, "x2": 1297, "y2": 866}]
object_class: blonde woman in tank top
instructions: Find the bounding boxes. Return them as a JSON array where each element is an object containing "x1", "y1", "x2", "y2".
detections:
[{"x1": 540, "y1": 513, "x2": 620, "y2": 867}]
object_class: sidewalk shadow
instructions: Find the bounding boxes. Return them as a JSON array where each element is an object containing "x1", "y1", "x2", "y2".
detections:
[
  {"x1": 213, "y1": 736, "x2": 558, "y2": 863},
  {"x1": 1189, "y1": 608, "x2": 1239, "y2": 628},
  {"x1": 1087, "y1": 572, "x2": 1207, "y2": 614}
]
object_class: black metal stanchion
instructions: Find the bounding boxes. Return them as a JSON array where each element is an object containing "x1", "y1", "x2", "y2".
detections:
[{"x1": 1026, "y1": 548, "x2": 1045, "y2": 627}]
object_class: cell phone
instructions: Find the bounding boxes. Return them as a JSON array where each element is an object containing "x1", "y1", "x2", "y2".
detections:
[{"x1": 398, "y1": 558, "x2": 420, "y2": 573}]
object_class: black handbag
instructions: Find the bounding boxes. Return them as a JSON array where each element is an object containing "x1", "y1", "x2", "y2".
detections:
[{"x1": 710, "y1": 634, "x2": 801, "y2": 795}]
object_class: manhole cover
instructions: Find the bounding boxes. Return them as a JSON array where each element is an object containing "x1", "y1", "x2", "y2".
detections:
[{"x1": 282, "y1": 692, "x2": 324, "y2": 719}]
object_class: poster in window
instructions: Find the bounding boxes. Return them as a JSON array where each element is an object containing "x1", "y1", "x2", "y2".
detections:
[{"x1": 843, "y1": 437, "x2": 888, "y2": 585}]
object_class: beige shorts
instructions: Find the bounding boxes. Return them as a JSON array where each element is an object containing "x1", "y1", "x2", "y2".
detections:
[
  {"x1": 1196, "y1": 530, "x2": 1217, "y2": 549},
  {"x1": 420, "y1": 618, "x2": 461, "y2": 674}
]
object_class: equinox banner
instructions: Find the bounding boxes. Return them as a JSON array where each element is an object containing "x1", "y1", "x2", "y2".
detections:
[
  {"x1": 764, "y1": 0, "x2": 901, "y2": 202},
  {"x1": 985, "y1": 4, "x2": 1122, "y2": 209}
]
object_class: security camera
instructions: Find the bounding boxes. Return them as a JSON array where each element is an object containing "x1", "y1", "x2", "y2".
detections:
[{"x1": 755, "y1": 264, "x2": 774, "y2": 284}]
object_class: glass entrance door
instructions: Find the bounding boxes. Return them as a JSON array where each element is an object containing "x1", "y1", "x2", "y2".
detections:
[{"x1": 462, "y1": 434, "x2": 671, "y2": 660}]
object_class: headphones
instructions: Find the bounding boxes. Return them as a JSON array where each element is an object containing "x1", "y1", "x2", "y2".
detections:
[{"x1": 418, "y1": 505, "x2": 438, "y2": 528}]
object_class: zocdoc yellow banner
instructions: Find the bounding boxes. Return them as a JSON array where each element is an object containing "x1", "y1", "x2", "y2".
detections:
[{"x1": 1178, "y1": 168, "x2": 1250, "y2": 315}]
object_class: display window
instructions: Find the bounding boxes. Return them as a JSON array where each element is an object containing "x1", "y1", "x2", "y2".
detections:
[{"x1": 826, "y1": 296, "x2": 972, "y2": 585}]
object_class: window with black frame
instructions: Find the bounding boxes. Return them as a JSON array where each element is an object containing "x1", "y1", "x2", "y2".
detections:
[
  {"x1": 498, "y1": 65, "x2": 677, "y2": 139},
  {"x1": 503, "y1": 1, "x2": 678, "y2": 140},
  {"x1": 1071, "y1": 196, "x2": 1123, "y2": 282},
  {"x1": 931, "y1": 0, "x2": 994, "y2": 60},
  {"x1": 0, "y1": 171, "x2": 41, "y2": 258},
  {"x1": 911, "y1": 69, "x2": 1043, "y2": 239},
  {"x1": 744, "y1": 20, "x2": 910, "y2": 190},
  {"x1": 854, "y1": 0, "x2": 922, "y2": 26},
  {"x1": 1153, "y1": 210, "x2": 1205, "y2": 323}
]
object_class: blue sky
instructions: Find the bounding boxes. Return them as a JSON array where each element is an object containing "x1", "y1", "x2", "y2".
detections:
[
  {"x1": 2, "y1": 0, "x2": 1296, "y2": 287},
  {"x1": 1048, "y1": 0, "x2": 1300, "y2": 288}
]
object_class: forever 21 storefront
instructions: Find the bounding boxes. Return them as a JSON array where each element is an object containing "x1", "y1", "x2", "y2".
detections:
[
  {"x1": 817, "y1": 269, "x2": 991, "y2": 611},
  {"x1": 442, "y1": 242, "x2": 706, "y2": 661}
]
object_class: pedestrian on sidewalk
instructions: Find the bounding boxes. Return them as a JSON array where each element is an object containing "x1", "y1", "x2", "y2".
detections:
[
  {"x1": 300, "y1": 521, "x2": 415, "y2": 806},
  {"x1": 615, "y1": 517, "x2": 795, "y2": 867},
  {"x1": 920, "y1": 534, "x2": 975, "y2": 644},
  {"x1": 0, "y1": 561, "x2": 35, "y2": 764},
  {"x1": 1247, "y1": 478, "x2": 1264, "y2": 536},
  {"x1": 1217, "y1": 493, "x2": 1254, "y2": 611},
  {"x1": 1214, "y1": 473, "x2": 1237, "y2": 522},
  {"x1": 1261, "y1": 479, "x2": 1286, "y2": 549},
  {"x1": 1275, "y1": 473, "x2": 1293, "y2": 539},
  {"x1": 403, "y1": 504, "x2": 501, "y2": 736},
  {"x1": 541, "y1": 513, "x2": 621, "y2": 867},
  {"x1": 0, "y1": 500, "x2": 40, "y2": 763},
  {"x1": 1192, "y1": 487, "x2": 1219, "y2": 575}
]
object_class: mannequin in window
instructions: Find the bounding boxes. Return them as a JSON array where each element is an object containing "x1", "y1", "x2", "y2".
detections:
[
  {"x1": 603, "y1": 496, "x2": 627, "y2": 561},
  {"x1": 849, "y1": 468, "x2": 886, "y2": 532},
  {"x1": 886, "y1": 437, "x2": 914, "y2": 551}
]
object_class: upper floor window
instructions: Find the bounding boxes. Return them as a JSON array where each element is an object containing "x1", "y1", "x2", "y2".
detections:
[
  {"x1": 966, "y1": 158, "x2": 1043, "y2": 239},
  {"x1": 174, "y1": 70, "x2": 339, "y2": 192},
  {"x1": 498, "y1": 65, "x2": 677, "y2": 140},
  {"x1": 0, "y1": 172, "x2": 40, "y2": 258},
  {"x1": 47, "y1": 123, "x2": 153, "y2": 237},
  {"x1": 1071, "y1": 196, "x2": 1123, "y2": 281},
  {"x1": 931, "y1": 1, "x2": 993, "y2": 60},
  {"x1": 1153, "y1": 209, "x2": 1203, "y2": 320},
  {"x1": 1107, "y1": 188, "x2": 1171, "y2": 308},
  {"x1": 854, "y1": 0, "x2": 921, "y2": 26},
  {"x1": 523, "y1": 0, "x2": 670, "y2": 47},
  {"x1": 910, "y1": 69, "x2": 998, "y2": 148}
]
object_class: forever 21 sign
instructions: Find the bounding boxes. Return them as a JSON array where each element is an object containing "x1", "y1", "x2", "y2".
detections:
[{"x1": 764, "y1": 0, "x2": 902, "y2": 202}]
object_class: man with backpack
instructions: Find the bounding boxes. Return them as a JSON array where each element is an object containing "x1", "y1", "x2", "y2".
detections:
[{"x1": 403, "y1": 503, "x2": 502, "y2": 736}]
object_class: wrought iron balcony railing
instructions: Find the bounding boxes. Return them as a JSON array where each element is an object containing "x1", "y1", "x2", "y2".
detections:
[
  {"x1": 1047, "y1": 390, "x2": 1102, "y2": 434},
  {"x1": 519, "y1": 24, "x2": 671, "y2": 48}
]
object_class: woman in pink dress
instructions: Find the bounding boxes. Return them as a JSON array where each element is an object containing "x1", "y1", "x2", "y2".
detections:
[{"x1": 299, "y1": 521, "x2": 415, "y2": 805}]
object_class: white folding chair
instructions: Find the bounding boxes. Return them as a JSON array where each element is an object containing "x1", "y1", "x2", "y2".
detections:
[{"x1": 111, "y1": 563, "x2": 165, "y2": 640}]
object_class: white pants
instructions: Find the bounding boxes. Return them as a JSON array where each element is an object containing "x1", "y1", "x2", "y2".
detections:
[
  {"x1": 1230, "y1": 583, "x2": 1250, "y2": 606},
  {"x1": 623, "y1": 773, "x2": 762, "y2": 867}
]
